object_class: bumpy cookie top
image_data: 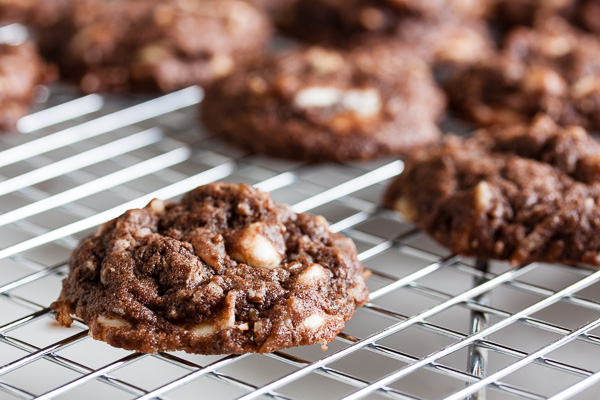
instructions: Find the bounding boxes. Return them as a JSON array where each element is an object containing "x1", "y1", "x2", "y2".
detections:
[
  {"x1": 384, "y1": 116, "x2": 600, "y2": 267},
  {"x1": 36, "y1": 0, "x2": 272, "y2": 92},
  {"x1": 0, "y1": 41, "x2": 51, "y2": 132},
  {"x1": 202, "y1": 43, "x2": 445, "y2": 161},
  {"x1": 447, "y1": 17, "x2": 600, "y2": 129},
  {"x1": 52, "y1": 183, "x2": 369, "y2": 354},
  {"x1": 494, "y1": 0, "x2": 600, "y2": 34},
  {"x1": 278, "y1": 0, "x2": 494, "y2": 65}
]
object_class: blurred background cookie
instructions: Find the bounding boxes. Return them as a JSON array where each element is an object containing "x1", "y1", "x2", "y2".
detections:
[
  {"x1": 0, "y1": 37, "x2": 53, "y2": 132},
  {"x1": 25, "y1": 0, "x2": 273, "y2": 93},
  {"x1": 278, "y1": 0, "x2": 495, "y2": 66},
  {"x1": 445, "y1": 17, "x2": 600, "y2": 129},
  {"x1": 201, "y1": 43, "x2": 446, "y2": 162}
]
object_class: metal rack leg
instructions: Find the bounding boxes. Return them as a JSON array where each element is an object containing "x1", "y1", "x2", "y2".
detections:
[{"x1": 467, "y1": 259, "x2": 490, "y2": 400}]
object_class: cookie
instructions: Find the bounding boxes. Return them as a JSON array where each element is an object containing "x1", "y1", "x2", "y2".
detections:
[
  {"x1": 494, "y1": 0, "x2": 600, "y2": 34},
  {"x1": 580, "y1": 0, "x2": 600, "y2": 33},
  {"x1": 51, "y1": 183, "x2": 369, "y2": 354},
  {"x1": 0, "y1": 40, "x2": 52, "y2": 132},
  {"x1": 278, "y1": 0, "x2": 494, "y2": 65},
  {"x1": 0, "y1": 0, "x2": 73, "y2": 26},
  {"x1": 35, "y1": 0, "x2": 272, "y2": 93},
  {"x1": 245, "y1": 0, "x2": 297, "y2": 20},
  {"x1": 384, "y1": 115, "x2": 600, "y2": 267},
  {"x1": 201, "y1": 44, "x2": 445, "y2": 162},
  {"x1": 392, "y1": 17, "x2": 495, "y2": 66},
  {"x1": 446, "y1": 17, "x2": 600, "y2": 130},
  {"x1": 493, "y1": 0, "x2": 578, "y2": 28}
]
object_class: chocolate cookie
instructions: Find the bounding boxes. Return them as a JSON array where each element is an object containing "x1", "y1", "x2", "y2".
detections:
[
  {"x1": 580, "y1": 0, "x2": 600, "y2": 33},
  {"x1": 51, "y1": 183, "x2": 369, "y2": 354},
  {"x1": 34, "y1": 0, "x2": 272, "y2": 93},
  {"x1": 384, "y1": 116, "x2": 600, "y2": 267},
  {"x1": 0, "y1": 0, "x2": 73, "y2": 26},
  {"x1": 201, "y1": 44, "x2": 445, "y2": 162},
  {"x1": 0, "y1": 40, "x2": 51, "y2": 132},
  {"x1": 446, "y1": 17, "x2": 600, "y2": 130},
  {"x1": 278, "y1": 0, "x2": 494, "y2": 65},
  {"x1": 494, "y1": 0, "x2": 579, "y2": 28},
  {"x1": 494, "y1": 0, "x2": 600, "y2": 34}
]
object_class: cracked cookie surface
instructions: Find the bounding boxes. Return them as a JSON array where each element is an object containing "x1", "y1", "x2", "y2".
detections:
[
  {"x1": 32, "y1": 0, "x2": 272, "y2": 93},
  {"x1": 278, "y1": 0, "x2": 494, "y2": 66},
  {"x1": 384, "y1": 116, "x2": 600, "y2": 267},
  {"x1": 447, "y1": 17, "x2": 600, "y2": 130},
  {"x1": 494, "y1": 0, "x2": 600, "y2": 34},
  {"x1": 52, "y1": 183, "x2": 369, "y2": 354},
  {"x1": 202, "y1": 43, "x2": 445, "y2": 162}
]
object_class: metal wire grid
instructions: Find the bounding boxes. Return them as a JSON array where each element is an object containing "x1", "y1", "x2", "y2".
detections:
[{"x1": 0, "y1": 84, "x2": 600, "y2": 400}]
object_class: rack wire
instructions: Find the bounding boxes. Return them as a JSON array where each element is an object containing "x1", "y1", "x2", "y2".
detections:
[{"x1": 1, "y1": 82, "x2": 600, "y2": 400}]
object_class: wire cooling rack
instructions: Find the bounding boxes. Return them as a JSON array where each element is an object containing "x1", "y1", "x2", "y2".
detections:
[{"x1": 1, "y1": 82, "x2": 600, "y2": 400}]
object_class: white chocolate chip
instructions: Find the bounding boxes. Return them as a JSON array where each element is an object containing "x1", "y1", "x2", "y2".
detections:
[
  {"x1": 585, "y1": 198, "x2": 595, "y2": 210},
  {"x1": 253, "y1": 319, "x2": 264, "y2": 334},
  {"x1": 541, "y1": 36, "x2": 572, "y2": 57},
  {"x1": 474, "y1": 181, "x2": 493, "y2": 211},
  {"x1": 112, "y1": 239, "x2": 131, "y2": 252},
  {"x1": 137, "y1": 43, "x2": 171, "y2": 65},
  {"x1": 435, "y1": 30, "x2": 488, "y2": 63},
  {"x1": 136, "y1": 228, "x2": 153, "y2": 237},
  {"x1": 297, "y1": 263, "x2": 327, "y2": 286},
  {"x1": 302, "y1": 313, "x2": 325, "y2": 330},
  {"x1": 97, "y1": 315, "x2": 131, "y2": 328},
  {"x1": 247, "y1": 286, "x2": 267, "y2": 301},
  {"x1": 294, "y1": 86, "x2": 382, "y2": 117},
  {"x1": 393, "y1": 197, "x2": 419, "y2": 222},
  {"x1": 206, "y1": 281, "x2": 224, "y2": 297},
  {"x1": 294, "y1": 87, "x2": 342, "y2": 108},
  {"x1": 343, "y1": 89, "x2": 382, "y2": 116},
  {"x1": 567, "y1": 125, "x2": 587, "y2": 140},
  {"x1": 521, "y1": 67, "x2": 567, "y2": 95},
  {"x1": 209, "y1": 54, "x2": 234, "y2": 78},
  {"x1": 149, "y1": 199, "x2": 165, "y2": 213},
  {"x1": 571, "y1": 75, "x2": 600, "y2": 99},
  {"x1": 84, "y1": 260, "x2": 95, "y2": 270},
  {"x1": 191, "y1": 323, "x2": 216, "y2": 337},
  {"x1": 192, "y1": 291, "x2": 237, "y2": 337},
  {"x1": 306, "y1": 47, "x2": 345, "y2": 74},
  {"x1": 229, "y1": 223, "x2": 283, "y2": 269},
  {"x1": 246, "y1": 75, "x2": 268, "y2": 95}
]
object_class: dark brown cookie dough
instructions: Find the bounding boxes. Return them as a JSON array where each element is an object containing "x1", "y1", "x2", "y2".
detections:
[
  {"x1": 245, "y1": 0, "x2": 297, "y2": 20},
  {"x1": 0, "y1": 40, "x2": 52, "y2": 132},
  {"x1": 446, "y1": 17, "x2": 600, "y2": 130},
  {"x1": 494, "y1": 0, "x2": 600, "y2": 34},
  {"x1": 34, "y1": 0, "x2": 272, "y2": 93},
  {"x1": 201, "y1": 44, "x2": 445, "y2": 162},
  {"x1": 393, "y1": 16, "x2": 495, "y2": 66},
  {"x1": 384, "y1": 116, "x2": 600, "y2": 267},
  {"x1": 493, "y1": 0, "x2": 579, "y2": 28},
  {"x1": 0, "y1": 0, "x2": 73, "y2": 26},
  {"x1": 52, "y1": 183, "x2": 369, "y2": 354},
  {"x1": 278, "y1": 0, "x2": 494, "y2": 65},
  {"x1": 580, "y1": 0, "x2": 600, "y2": 33}
]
